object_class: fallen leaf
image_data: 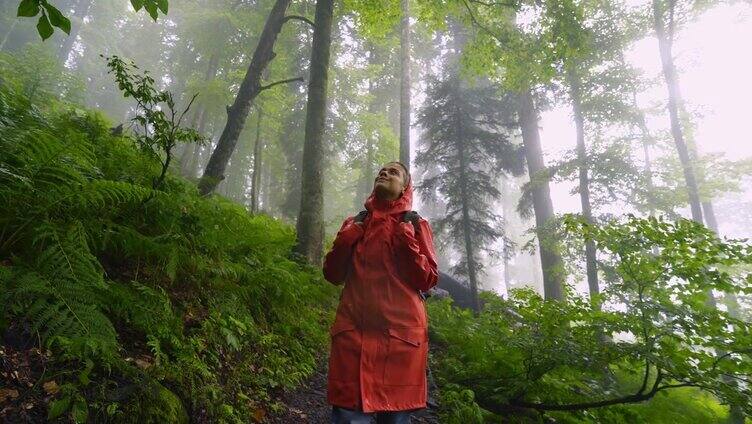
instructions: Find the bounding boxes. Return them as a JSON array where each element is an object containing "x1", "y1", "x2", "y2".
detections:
[
  {"x1": 43, "y1": 381, "x2": 59, "y2": 395},
  {"x1": 135, "y1": 358, "x2": 152, "y2": 370},
  {"x1": 252, "y1": 407, "x2": 266, "y2": 422},
  {"x1": 0, "y1": 388, "x2": 19, "y2": 403}
]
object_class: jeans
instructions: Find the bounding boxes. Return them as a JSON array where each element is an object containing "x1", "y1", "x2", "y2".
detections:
[{"x1": 331, "y1": 406, "x2": 413, "y2": 424}]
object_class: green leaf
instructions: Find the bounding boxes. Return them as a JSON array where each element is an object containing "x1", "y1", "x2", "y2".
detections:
[
  {"x1": 48, "y1": 396, "x2": 71, "y2": 420},
  {"x1": 17, "y1": 0, "x2": 40, "y2": 17},
  {"x1": 130, "y1": 0, "x2": 144, "y2": 11},
  {"x1": 156, "y1": 0, "x2": 168, "y2": 14},
  {"x1": 71, "y1": 396, "x2": 88, "y2": 423},
  {"x1": 43, "y1": 3, "x2": 71, "y2": 34},
  {"x1": 36, "y1": 13, "x2": 54, "y2": 40},
  {"x1": 143, "y1": 1, "x2": 158, "y2": 20}
]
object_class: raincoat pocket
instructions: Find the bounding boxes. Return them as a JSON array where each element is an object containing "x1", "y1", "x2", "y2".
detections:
[
  {"x1": 329, "y1": 322, "x2": 360, "y2": 382},
  {"x1": 383, "y1": 327, "x2": 427, "y2": 386}
]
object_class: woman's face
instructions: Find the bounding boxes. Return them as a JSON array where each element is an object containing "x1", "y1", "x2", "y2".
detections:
[{"x1": 373, "y1": 163, "x2": 406, "y2": 201}]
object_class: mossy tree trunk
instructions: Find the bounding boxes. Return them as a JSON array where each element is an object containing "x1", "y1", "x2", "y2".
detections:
[
  {"x1": 517, "y1": 89, "x2": 565, "y2": 300},
  {"x1": 294, "y1": 0, "x2": 335, "y2": 264},
  {"x1": 568, "y1": 69, "x2": 599, "y2": 302},
  {"x1": 198, "y1": 0, "x2": 295, "y2": 196}
]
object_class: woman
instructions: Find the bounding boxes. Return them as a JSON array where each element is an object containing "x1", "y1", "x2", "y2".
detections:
[{"x1": 323, "y1": 161, "x2": 439, "y2": 424}]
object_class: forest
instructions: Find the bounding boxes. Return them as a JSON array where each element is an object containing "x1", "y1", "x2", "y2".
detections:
[{"x1": 0, "y1": 0, "x2": 751, "y2": 422}]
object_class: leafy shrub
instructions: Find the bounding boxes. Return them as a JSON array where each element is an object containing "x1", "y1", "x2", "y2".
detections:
[
  {"x1": 427, "y1": 214, "x2": 752, "y2": 423},
  {"x1": 0, "y1": 74, "x2": 336, "y2": 422}
]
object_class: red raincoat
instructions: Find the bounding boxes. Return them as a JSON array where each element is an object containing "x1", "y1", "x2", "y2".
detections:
[{"x1": 323, "y1": 181, "x2": 439, "y2": 413}]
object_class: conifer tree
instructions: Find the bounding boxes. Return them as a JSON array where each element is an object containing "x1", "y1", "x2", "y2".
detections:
[{"x1": 417, "y1": 65, "x2": 523, "y2": 312}]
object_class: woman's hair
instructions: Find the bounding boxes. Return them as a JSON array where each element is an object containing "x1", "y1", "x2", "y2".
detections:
[{"x1": 386, "y1": 161, "x2": 411, "y2": 187}]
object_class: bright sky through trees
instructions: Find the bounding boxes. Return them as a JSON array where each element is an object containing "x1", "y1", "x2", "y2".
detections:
[
  {"x1": 473, "y1": 2, "x2": 752, "y2": 295},
  {"x1": 541, "y1": 2, "x2": 752, "y2": 222}
]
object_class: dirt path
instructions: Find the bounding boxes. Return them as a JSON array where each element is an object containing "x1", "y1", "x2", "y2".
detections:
[{"x1": 266, "y1": 357, "x2": 440, "y2": 423}]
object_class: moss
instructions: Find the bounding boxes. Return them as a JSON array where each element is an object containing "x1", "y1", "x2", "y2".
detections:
[{"x1": 123, "y1": 382, "x2": 188, "y2": 424}]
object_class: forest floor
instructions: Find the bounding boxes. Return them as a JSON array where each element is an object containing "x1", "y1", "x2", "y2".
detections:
[{"x1": 267, "y1": 354, "x2": 441, "y2": 424}]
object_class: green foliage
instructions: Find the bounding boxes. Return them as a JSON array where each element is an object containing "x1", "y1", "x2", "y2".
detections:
[
  {"x1": 104, "y1": 55, "x2": 203, "y2": 190},
  {"x1": 0, "y1": 77, "x2": 337, "y2": 421},
  {"x1": 15, "y1": 0, "x2": 167, "y2": 40},
  {"x1": 417, "y1": 66, "x2": 524, "y2": 279},
  {"x1": 0, "y1": 43, "x2": 84, "y2": 104},
  {"x1": 427, "y1": 215, "x2": 752, "y2": 421},
  {"x1": 16, "y1": 0, "x2": 71, "y2": 40}
]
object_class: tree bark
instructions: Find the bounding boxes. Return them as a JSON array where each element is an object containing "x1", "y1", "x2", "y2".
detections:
[
  {"x1": 251, "y1": 109, "x2": 264, "y2": 213},
  {"x1": 294, "y1": 0, "x2": 335, "y2": 264},
  {"x1": 398, "y1": 0, "x2": 411, "y2": 170},
  {"x1": 456, "y1": 105, "x2": 480, "y2": 312},
  {"x1": 501, "y1": 176, "x2": 512, "y2": 295},
  {"x1": 517, "y1": 89, "x2": 565, "y2": 300},
  {"x1": 198, "y1": 0, "x2": 293, "y2": 195},
  {"x1": 568, "y1": 70, "x2": 599, "y2": 301},
  {"x1": 652, "y1": 0, "x2": 703, "y2": 224}
]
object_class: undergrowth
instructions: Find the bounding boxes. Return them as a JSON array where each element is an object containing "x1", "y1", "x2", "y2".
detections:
[{"x1": 0, "y1": 77, "x2": 338, "y2": 422}]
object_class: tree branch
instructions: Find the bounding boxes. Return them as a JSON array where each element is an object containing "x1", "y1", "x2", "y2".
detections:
[
  {"x1": 469, "y1": 0, "x2": 516, "y2": 7},
  {"x1": 259, "y1": 77, "x2": 304, "y2": 91},
  {"x1": 282, "y1": 15, "x2": 315, "y2": 27},
  {"x1": 494, "y1": 369, "x2": 666, "y2": 412},
  {"x1": 177, "y1": 93, "x2": 199, "y2": 128},
  {"x1": 460, "y1": 0, "x2": 508, "y2": 45}
]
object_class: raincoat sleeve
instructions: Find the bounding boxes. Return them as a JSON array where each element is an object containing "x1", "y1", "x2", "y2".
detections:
[
  {"x1": 394, "y1": 218, "x2": 439, "y2": 292},
  {"x1": 322, "y1": 216, "x2": 364, "y2": 285}
]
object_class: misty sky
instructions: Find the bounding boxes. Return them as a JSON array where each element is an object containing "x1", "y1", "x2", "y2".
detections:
[{"x1": 541, "y1": 2, "x2": 752, "y2": 228}]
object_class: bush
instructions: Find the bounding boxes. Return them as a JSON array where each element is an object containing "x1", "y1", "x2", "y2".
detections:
[
  {"x1": 0, "y1": 78, "x2": 337, "y2": 422},
  {"x1": 427, "y1": 214, "x2": 752, "y2": 422}
]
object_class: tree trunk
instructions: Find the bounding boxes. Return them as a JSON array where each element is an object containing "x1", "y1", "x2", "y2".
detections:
[
  {"x1": 58, "y1": 0, "x2": 91, "y2": 63},
  {"x1": 634, "y1": 92, "x2": 656, "y2": 215},
  {"x1": 198, "y1": 0, "x2": 292, "y2": 195},
  {"x1": 501, "y1": 176, "x2": 512, "y2": 295},
  {"x1": 251, "y1": 109, "x2": 264, "y2": 213},
  {"x1": 398, "y1": 0, "x2": 411, "y2": 169},
  {"x1": 180, "y1": 54, "x2": 220, "y2": 175},
  {"x1": 517, "y1": 89, "x2": 565, "y2": 300},
  {"x1": 457, "y1": 121, "x2": 480, "y2": 313},
  {"x1": 262, "y1": 154, "x2": 273, "y2": 212},
  {"x1": 294, "y1": 0, "x2": 335, "y2": 264},
  {"x1": 652, "y1": 0, "x2": 703, "y2": 224},
  {"x1": 568, "y1": 70, "x2": 599, "y2": 301},
  {"x1": 354, "y1": 45, "x2": 380, "y2": 209}
]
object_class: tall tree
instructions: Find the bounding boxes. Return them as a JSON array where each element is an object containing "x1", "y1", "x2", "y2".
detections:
[
  {"x1": 517, "y1": 89, "x2": 566, "y2": 300},
  {"x1": 547, "y1": 0, "x2": 640, "y2": 301},
  {"x1": 441, "y1": 0, "x2": 569, "y2": 300},
  {"x1": 568, "y1": 70, "x2": 599, "y2": 300},
  {"x1": 250, "y1": 108, "x2": 264, "y2": 213},
  {"x1": 294, "y1": 0, "x2": 335, "y2": 263},
  {"x1": 398, "y1": 0, "x2": 411, "y2": 169},
  {"x1": 417, "y1": 63, "x2": 524, "y2": 311},
  {"x1": 179, "y1": 53, "x2": 220, "y2": 175},
  {"x1": 198, "y1": 0, "x2": 306, "y2": 195},
  {"x1": 651, "y1": 0, "x2": 703, "y2": 223}
]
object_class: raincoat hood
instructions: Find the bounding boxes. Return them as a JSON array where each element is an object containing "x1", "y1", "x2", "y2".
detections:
[{"x1": 363, "y1": 179, "x2": 413, "y2": 216}]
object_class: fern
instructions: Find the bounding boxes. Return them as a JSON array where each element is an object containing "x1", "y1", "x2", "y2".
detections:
[{"x1": 8, "y1": 222, "x2": 119, "y2": 358}]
